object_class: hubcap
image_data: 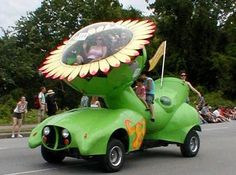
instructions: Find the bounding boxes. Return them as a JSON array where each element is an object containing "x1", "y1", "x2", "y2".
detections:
[
  {"x1": 109, "y1": 146, "x2": 122, "y2": 167},
  {"x1": 190, "y1": 136, "x2": 199, "y2": 153}
]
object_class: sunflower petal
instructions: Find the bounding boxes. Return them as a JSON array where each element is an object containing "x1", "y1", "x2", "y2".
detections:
[
  {"x1": 45, "y1": 67, "x2": 60, "y2": 78},
  {"x1": 122, "y1": 20, "x2": 139, "y2": 28},
  {"x1": 106, "y1": 56, "x2": 120, "y2": 67},
  {"x1": 133, "y1": 34, "x2": 153, "y2": 40},
  {"x1": 52, "y1": 69, "x2": 64, "y2": 79},
  {"x1": 120, "y1": 20, "x2": 131, "y2": 26},
  {"x1": 119, "y1": 48, "x2": 139, "y2": 56},
  {"x1": 89, "y1": 62, "x2": 99, "y2": 75},
  {"x1": 63, "y1": 40, "x2": 69, "y2": 44},
  {"x1": 50, "y1": 49, "x2": 63, "y2": 55},
  {"x1": 115, "y1": 20, "x2": 124, "y2": 25},
  {"x1": 39, "y1": 61, "x2": 60, "y2": 71},
  {"x1": 131, "y1": 39, "x2": 150, "y2": 45},
  {"x1": 131, "y1": 23, "x2": 156, "y2": 30},
  {"x1": 125, "y1": 42, "x2": 144, "y2": 50},
  {"x1": 99, "y1": 59, "x2": 110, "y2": 73},
  {"x1": 129, "y1": 21, "x2": 154, "y2": 30},
  {"x1": 43, "y1": 57, "x2": 61, "y2": 64},
  {"x1": 113, "y1": 53, "x2": 131, "y2": 63},
  {"x1": 67, "y1": 65, "x2": 82, "y2": 81},
  {"x1": 96, "y1": 25, "x2": 104, "y2": 32},
  {"x1": 59, "y1": 67, "x2": 75, "y2": 79},
  {"x1": 79, "y1": 64, "x2": 90, "y2": 78},
  {"x1": 57, "y1": 45, "x2": 66, "y2": 50},
  {"x1": 45, "y1": 54, "x2": 61, "y2": 60},
  {"x1": 104, "y1": 24, "x2": 112, "y2": 30},
  {"x1": 133, "y1": 29, "x2": 156, "y2": 35},
  {"x1": 88, "y1": 28, "x2": 96, "y2": 35}
]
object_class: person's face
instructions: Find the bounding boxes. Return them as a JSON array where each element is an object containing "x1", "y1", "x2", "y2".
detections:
[
  {"x1": 21, "y1": 97, "x2": 26, "y2": 102},
  {"x1": 137, "y1": 81, "x2": 142, "y2": 86},
  {"x1": 180, "y1": 73, "x2": 187, "y2": 80},
  {"x1": 140, "y1": 74, "x2": 146, "y2": 80},
  {"x1": 96, "y1": 37, "x2": 102, "y2": 44},
  {"x1": 42, "y1": 88, "x2": 46, "y2": 93}
]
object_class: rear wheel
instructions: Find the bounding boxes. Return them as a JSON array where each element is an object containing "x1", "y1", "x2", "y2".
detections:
[
  {"x1": 180, "y1": 130, "x2": 200, "y2": 157},
  {"x1": 41, "y1": 145, "x2": 65, "y2": 163},
  {"x1": 101, "y1": 139, "x2": 125, "y2": 172}
]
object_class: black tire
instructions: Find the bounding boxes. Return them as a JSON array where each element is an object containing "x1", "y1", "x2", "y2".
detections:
[
  {"x1": 180, "y1": 130, "x2": 200, "y2": 157},
  {"x1": 101, "y1": 139, "x2": 125, "y2": 172},
  {"x1": 41, "y1": 145, "x2": 65, "y2": 163}
]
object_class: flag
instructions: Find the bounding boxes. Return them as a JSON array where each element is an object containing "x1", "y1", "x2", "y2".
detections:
[{"x1": 148, "y1": 41, "x2": 166, "y2": 71}]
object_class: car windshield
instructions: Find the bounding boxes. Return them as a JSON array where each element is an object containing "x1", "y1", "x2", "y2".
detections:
[{"x1": 62, "y1": 22, "x2": 133, "y2": 65}]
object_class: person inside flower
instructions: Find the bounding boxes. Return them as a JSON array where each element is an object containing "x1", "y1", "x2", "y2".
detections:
[{"x1": 83, "y1": 36, "x2": 108, "y2": 63}]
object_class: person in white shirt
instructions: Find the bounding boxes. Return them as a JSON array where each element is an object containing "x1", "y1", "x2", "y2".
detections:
[
  {"x1": 38, "y1": 86, "x2": 47, "y2": 123},
  {"x1": 213, "y1": 108, "x2": 229, "y2": 122},
  {"x1": 11, "y1": 96, "x2": 28, "y2": 138}
]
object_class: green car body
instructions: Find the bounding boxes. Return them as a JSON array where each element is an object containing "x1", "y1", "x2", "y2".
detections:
[
  {"x1": 29, "y1": 21, "x2": 201, "y2": 172},
  {"x1": 29, "y1": 76, "x2": 200, "y2": 153}
]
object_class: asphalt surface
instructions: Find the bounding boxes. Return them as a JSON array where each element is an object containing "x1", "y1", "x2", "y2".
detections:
[{"x1": 0, "y1": 121, "x2": 236, "y2": 175}]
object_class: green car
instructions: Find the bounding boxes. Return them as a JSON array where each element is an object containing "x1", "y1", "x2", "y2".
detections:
[{"x1": 29, "y1": 20, "x2": 201, "y2": 172}]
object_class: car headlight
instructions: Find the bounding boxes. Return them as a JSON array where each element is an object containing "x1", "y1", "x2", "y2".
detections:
[
  {"x1": 43, "y1": 127, "x2": 50, "y2": 136},
  {"x1": 62, "y1": 129, "x2": 69, "y2": 138}
]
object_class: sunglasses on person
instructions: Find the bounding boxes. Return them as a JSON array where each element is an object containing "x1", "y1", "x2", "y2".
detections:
[{"x1": 180, "y1": 74, "x2": 187, "y2": 77}]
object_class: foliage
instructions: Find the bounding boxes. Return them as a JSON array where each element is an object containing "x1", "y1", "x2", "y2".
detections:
[
  {"x1": 204, "y1": 91, "x2": 236, "y2": 108},
  {"x1": 149, "y1": 0, "x2": 236, "y2": 99}
]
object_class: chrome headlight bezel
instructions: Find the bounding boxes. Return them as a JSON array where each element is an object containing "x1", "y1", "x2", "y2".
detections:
[
  {"x1": 62, "y1": 129, "x2": 69, "y2": 138},
  {"x1": 43, "y1": 126, "x2": 50, "y2": 136}
]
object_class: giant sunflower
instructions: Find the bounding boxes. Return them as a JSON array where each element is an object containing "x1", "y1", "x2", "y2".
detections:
[{"x1": 39, "y1": 20, "x2": 156, "y2": 81}]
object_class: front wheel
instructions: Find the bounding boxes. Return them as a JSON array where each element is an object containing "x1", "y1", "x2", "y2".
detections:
[
  {"x1": 180, "y1": 130, "x2": 200, "y2": 157},
  {"x1": 101, "y1": 139, "x2": 125, "y2": 172},
  {"x1": 41, "y1": 145, "x2": 65, "y2": 163}
]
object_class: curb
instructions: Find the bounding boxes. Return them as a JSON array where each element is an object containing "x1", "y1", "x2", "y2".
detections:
[
  {"x1": 0, "y1": 124, "x2": 36, "y2": 139},
  {"x1": 0, "y1": 132, "x2": 31, "y2": 139}
]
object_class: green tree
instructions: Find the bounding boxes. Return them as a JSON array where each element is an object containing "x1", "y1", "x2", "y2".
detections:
[
  {"x1": 0, "y1": 0, "x2": 143, "y2": 109},
  {"x1": 148, "y1": 0, "x2": 236, "y2": 96}
]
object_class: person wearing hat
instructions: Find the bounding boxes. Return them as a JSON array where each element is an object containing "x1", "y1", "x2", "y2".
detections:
[{"x1": 46, "y1": 89, "x2": 58, "y2": 116}]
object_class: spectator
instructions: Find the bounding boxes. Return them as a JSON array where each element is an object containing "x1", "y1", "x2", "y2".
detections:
[
  {"x1": 140, "y1": 73, "x2": 156, "y2": 122},
  {"x1": 90, "y1": 96, "x2": 101, "y2": 108},
  {"x1": 200, "y1": 103, "x2": 221, "y2": 123},
  {"x1": 179, "y1": 70, "x2": 201, "y2": 103},
  {"x1": 195, "y1": 96, "x2": 206, "y2": 111},
  {"x1": 38, "y1": 86, "x2": 47, "y2": 123},
  {"x1": 213, "y1": 107, "x2": 230, "y2": 122},
  {"x1": 46, "y1": 89, "x2": 58, "y2": 116},
  {"x1": 231, "y1": 107, "x2": 236, "y2": 120},
  {"x1": 11, "y1": 96, "x2": 28, "y2": 138},
  {"x1": 80, "y1": 95, "x2": 89, "y2": 107}
]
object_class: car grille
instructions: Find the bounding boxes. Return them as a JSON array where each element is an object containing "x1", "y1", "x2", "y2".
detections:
[{"x1": 42, "y1": 126, "x2": 71, "y2": 150}]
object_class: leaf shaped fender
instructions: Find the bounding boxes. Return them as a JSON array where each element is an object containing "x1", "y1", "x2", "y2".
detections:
[{"x1": 125, "y1": 119, "x2": 146, "y2": 150}]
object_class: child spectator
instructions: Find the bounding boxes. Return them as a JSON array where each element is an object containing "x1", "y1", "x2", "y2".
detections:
[{"x1": 134, "y1": 78, "x2": 149, "y2": 109}]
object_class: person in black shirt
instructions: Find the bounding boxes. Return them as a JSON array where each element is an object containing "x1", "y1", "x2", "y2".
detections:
[{"x1": 46, "y1": 89, "x2": 58, "y2": 116}]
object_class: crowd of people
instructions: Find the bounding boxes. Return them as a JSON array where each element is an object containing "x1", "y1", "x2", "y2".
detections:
[
  {"x1": 179, "y1": 70, "x2": 236, "y2": 124},
  {"x1": 197, "y1": 100, "x2": 236, "y2": 124},
  {"x1": 11, "y1": 86, "x2": 58, "y2": 138}
]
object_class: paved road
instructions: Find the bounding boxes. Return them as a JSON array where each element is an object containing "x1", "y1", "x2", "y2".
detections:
[{"x1": 0, "y1": 121, "x2": 236, "y2": 175}]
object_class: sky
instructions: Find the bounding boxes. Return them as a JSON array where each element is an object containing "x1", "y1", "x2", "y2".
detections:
[{"x1": 0, "y1": 0, "x2": 154, "y2": 36}]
